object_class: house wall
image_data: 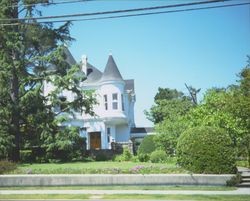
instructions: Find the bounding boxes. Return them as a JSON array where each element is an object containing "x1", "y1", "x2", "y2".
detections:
[
  {"x1": 83, "y1": 120, "x2": 105, "y2": 150},
  {"x1": 116, "y1": 124, "x2": 130, "y2": 142},
  {"x1": 98, "y1": 81, "x2": 126, "y2": 119}
]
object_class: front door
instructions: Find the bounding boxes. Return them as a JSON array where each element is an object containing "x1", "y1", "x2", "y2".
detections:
[{"x1": 89, "y1": 132, "x2": 101, "y2": 149}]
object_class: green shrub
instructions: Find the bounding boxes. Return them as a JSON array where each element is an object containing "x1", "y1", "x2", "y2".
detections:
[
  {"x1": 122, "y1": 147, "x2": 133, "y2": 161},
  {"x1": 95, "y1": 152, "x2": 109, "y2": 161},
  {"x1": 0, "y1": 160, "x2": 16, "y2": 174},
  {"x1": 20, "y1": 150, "x2": 34, "y2": 163},
  {"x1": 114, "y1": 154, "x2": 123, "y2": 162},
  {"x1": 138, "y1": 153, "x2": 150, "y2": 162},
  {"x1": 114, "y1": 147, "x2": 133, "y2": 162},
  {"x1": 177, "y1": 126, "x2": 237, "y2": 174},
  {"x1": 150, "y1": 150, "x2": 168, "y2": 163},
  {"x1": 226, "y1": 173, "x2": 241, "y2": 186},
  {"x1": 137, "y1": 135, "x2": 156, "y2": 155}
]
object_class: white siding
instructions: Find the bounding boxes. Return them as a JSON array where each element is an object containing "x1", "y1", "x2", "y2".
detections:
[{"x1": 116, "y1": 125, "x2": 130, "y2": 142}]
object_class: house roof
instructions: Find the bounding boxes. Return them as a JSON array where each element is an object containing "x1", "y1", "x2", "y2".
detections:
[
  {"x1": 46, "y1": 47, "x2": 76, "y2": 72},
  {"x1": 100, "y1": 55, "x2": 123, "y2": 82},
  {"x1": 84, "y1": 63, "x2": 103, "y2": 84},
  {"x1": 130, "y1": 127, "x2": 154, "y2": 134},
  {"x1": 63, "y1": 46, "x2": 77, "y2": 65},
  {"x1": 125, "y1": 79, "x2": 134, "y2": 92}
]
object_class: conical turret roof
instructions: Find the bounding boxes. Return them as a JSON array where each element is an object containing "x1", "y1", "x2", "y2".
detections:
[{"x1": 100, "y1": 55, "x2": 123, "y2": 82}]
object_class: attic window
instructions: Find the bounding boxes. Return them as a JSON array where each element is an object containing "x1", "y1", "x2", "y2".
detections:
[
  {"x1": 112, "y1": 93, "x2": 118, "y2": 110},
  {"x1": 87, "y1": 68, "x2": 93, "y2": 76}
]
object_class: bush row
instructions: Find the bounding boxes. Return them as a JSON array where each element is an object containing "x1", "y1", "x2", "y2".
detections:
[{"x1": 136, "y1": 125, "x2": 237, "y2": 174}]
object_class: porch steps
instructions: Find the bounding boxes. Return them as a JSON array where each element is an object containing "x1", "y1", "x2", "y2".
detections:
[{"x1": 237, "y1": 167, "x2": 250, "y2": 188}]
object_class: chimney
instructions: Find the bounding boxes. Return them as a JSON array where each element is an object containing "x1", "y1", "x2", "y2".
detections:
[{"x1": 81, "y1": 55, "x2": 88, "y2": 75}]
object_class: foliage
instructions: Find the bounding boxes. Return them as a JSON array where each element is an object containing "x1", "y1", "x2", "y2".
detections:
[
  {"x1": 12, "y1": 161, "x2": 186, "y2": 174},
  {"x1": 41, "y1": 126, "x2": 86, "y2": 162},
  {"x1": 137, "y1": 153, "x2": 150, "y2": 162},
  {"x1": 0, "y1": 0, "x2": 95, "y2": 162},
  {"x1": 226, "y1": 173, "x2": 241, "y2": 187},
  {"x1": 145, "y1": 88, "x2": 194, "y2": 156},
  {"x1": 20, "y1": 150, "x2": 33, "y2": 163},
  {"x1": 145, "y1": 87, "x2": 193, "y2": 124},
  {"x1": 94, "y1": 152, "x2": 110, "y2": 161},
  {"x1": 0, "y1": 160, "x2": 17, "y2": 174},
  {"x1": 154, "y1": 116, "x2": 187, "y2": 156},
  {"x1": 177, "y1": 126, "x2": 236, "y2": 174},
  {"x1": 114, "y1": 147, "x2": 133, "y2": 162},
  {"x1": 137, "y1": 135, "x2": 156, "y2": 155},
  {"x1": 150, "y1": 150, "x2": 168, "y2": 163},
  {"x1": 235, "y1": 64, "x2": 250, "y2": 167},
  {"x1": 185, "y1": 69, "x2": 250, "y2": 167}
]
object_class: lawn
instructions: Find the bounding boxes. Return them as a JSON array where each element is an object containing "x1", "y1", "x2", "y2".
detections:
[
  {"x1": 11, "y1": 161, "x2": 187, "y2": 174},
  {"x1": 0, "y1": 194, "x2": 249, "y2": 201}
]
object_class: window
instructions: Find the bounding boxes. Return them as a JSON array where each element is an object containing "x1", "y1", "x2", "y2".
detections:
[
  {"x1": 121, "y1": 94, "x2": 124, "y2": 111},
  {"x1": 59, "y1": 96, "x2": 67, "y2": 111},
  {"x1": 112, "y1": 93, "x2": 118, "y2": 110},
  {"x1": 107, "y1": 127, "x2": 111, "y2": 143},
  {"x1": 104, "y1": 94, "x2": 108, "y2": 110}
]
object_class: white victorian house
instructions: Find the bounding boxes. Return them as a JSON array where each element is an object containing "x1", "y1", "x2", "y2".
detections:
[{"x1": 43, "y1": 48, "x2": 152, "y2": 150}]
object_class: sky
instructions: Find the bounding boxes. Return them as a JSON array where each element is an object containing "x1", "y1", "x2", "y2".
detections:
[{"x1": 38, "y1": 0, "x2": 250, "y2": 127}]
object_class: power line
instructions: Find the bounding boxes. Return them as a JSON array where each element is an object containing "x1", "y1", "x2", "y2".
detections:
[
  {"x1": 6, "y1": 0, "x2": 90, "y2": 9},
  {"x1": 40, "y1": 2, "x2": 250, "y2": 23},
  {"x1": 0, "y1": 0, "x2": 233, "y2": 22},
  {"x1": 1, "y1": 2, "x2": 248, "y2": 26}
]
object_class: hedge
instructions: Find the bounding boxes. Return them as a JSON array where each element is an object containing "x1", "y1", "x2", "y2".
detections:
[{"x1": 177, "y1": 126, "x2": 236, "y2": 174}]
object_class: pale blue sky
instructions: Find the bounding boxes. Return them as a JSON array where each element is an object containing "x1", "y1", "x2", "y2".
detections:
[{"x1": 39, "y1": 0, "x2": 250, "y2": 127}]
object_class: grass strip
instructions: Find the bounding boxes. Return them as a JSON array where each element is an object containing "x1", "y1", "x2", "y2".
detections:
[
  {"x1": 0, "y1": 185, "x2": 236, "y2": 191},
  {"x1": 0, "y1": 194, "x2": 250, "y2": 200},
  {"x1": 104, "y1": 194, "x2": 250, "y2": 200}
]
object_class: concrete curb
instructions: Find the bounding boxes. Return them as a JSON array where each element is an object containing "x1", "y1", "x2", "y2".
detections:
[
  {"x1": 0, "y1": 174, "x2": 235, "y2": 186},
  {"x1": 0, "y1": 188, "x2": 250, "y2": 195}
]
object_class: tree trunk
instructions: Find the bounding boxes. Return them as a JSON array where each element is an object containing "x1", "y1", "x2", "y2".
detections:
[
  {"x1": 10, "y1": 68, "x2": 20, "y2": 162},
  {"x1": 10, "y1": 1, "x2": 21, "y2": 162}
]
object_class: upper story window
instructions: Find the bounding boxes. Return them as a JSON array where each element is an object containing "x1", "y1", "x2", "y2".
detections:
[
  {"x1": 112, "y1": 93, "x2": 118, "y2": 110},
  {"x1": 104, "y1": 94, "x2": 108, "y2": 110},
  {"x1": 121, "y1": 94, "x2": 124, "y2": 111}
]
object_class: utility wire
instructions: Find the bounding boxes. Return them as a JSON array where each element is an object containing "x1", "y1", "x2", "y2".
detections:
[
  {"x1": 39, "y1": 2, "x2": 250, "y2": 23},
  {"x1": 0, "y1": 0, "x2": 233, "y2": 22},
  {"x1": 8, "y1": 0, "x2": 90, "y2": 9},
  {"x1": 1, "y1": 2, "x2": 248, "y2": 26}
]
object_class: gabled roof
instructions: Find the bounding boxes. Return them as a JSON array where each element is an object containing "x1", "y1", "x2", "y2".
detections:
[
  {"x1": 63, "y1": 46, "x2": 77, "y2": 65},
  {"x1": 100, "y1": 55, "x2": 123, "y2": 82},
  {"x1": 46, "y1": 47, "x2": 76, "y2": 72},
  {"x1": 84, "y1": 63, "x2": 103, "y2": 84}
]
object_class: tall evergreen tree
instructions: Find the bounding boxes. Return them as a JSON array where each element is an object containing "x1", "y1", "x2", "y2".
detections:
[{"x1": 0, "y1": 0, "x2": 95, "y2": 161}]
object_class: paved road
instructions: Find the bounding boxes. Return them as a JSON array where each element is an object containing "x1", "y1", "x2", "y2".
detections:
[{"x1": 0, "y1": 188, "x2": 250, "y2": 195}]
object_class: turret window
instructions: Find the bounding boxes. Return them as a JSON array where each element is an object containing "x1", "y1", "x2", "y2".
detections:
[
  {"x1": 121, "y1": 94, "x2": 124, "y2": 111},
  {"x1": 112, "y1": 93, "x2": 118, "y2": 110},
  {"x1": 104, "y1": 94, "x2": 108, "y2": 110}
]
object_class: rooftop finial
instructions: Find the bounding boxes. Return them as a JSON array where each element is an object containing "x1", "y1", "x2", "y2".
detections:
[{"x1": 109, "y1": 50, "x2": 112, "y2": 56}]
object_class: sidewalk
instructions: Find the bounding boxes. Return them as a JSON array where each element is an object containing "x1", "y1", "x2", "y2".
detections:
[{"x1": 0, "y1": 188, "x2": 250, "y2": 195}]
